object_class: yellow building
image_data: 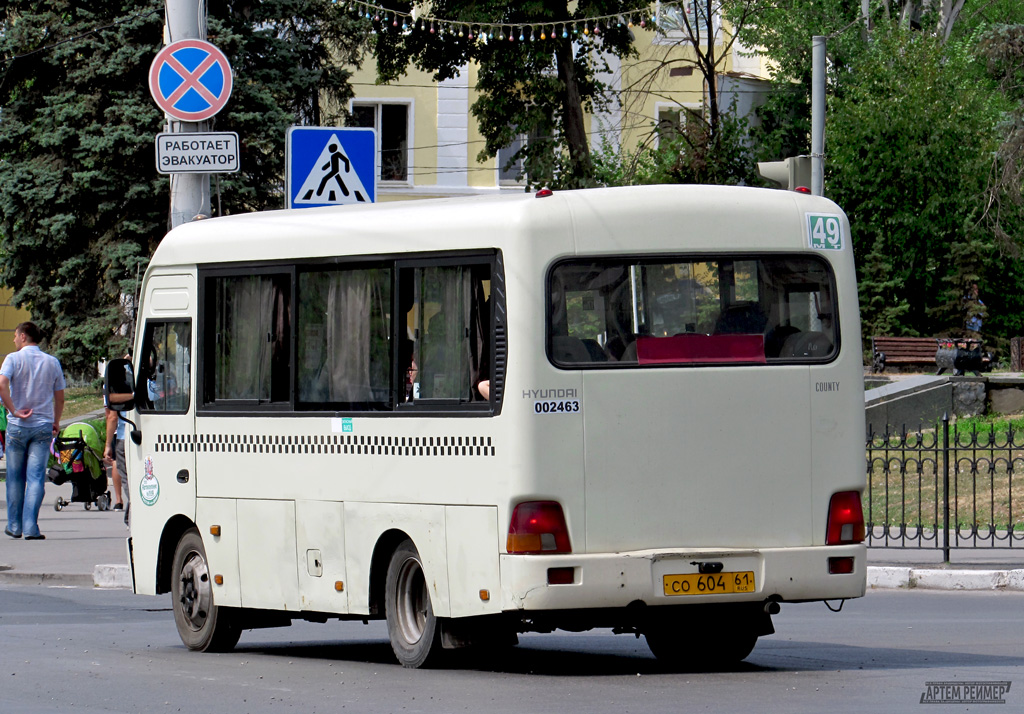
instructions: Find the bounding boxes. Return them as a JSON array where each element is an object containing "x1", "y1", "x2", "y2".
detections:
[{"x1": 341, "y1": 2, "x2": 771, "y2": 201}]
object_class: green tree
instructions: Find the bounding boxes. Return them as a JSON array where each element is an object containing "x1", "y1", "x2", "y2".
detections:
[
  {"x1": 211, "y1": 2, "x2": 368, "y2": 213},
  {"x1": 722, "y1": 0, "x2": 865, "y2": 166},
  {"x1": 370, "y1": 1, "x2": 641, "y2": 189},
  {"x1": 0, "y1": 2, "x2": 367, "y2": 377},
  {"x1": 729, "y1": 1, "x2": 1024, "y2": 348},
  {"x1": 0, "y1": 3, "x2": 165, "y2": 377},
  {"x1": 826, "y1": 23, "x2": 1003, "y2": 338}
]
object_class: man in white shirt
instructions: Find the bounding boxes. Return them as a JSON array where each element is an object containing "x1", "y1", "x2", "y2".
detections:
[{"x1": 1, "y1": 322, "x2": 66, "y2": 540}]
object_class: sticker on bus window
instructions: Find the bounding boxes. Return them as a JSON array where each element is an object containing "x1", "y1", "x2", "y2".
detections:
[{"x1": 807, "y1": 213, "x2": 844, "y2": 251}]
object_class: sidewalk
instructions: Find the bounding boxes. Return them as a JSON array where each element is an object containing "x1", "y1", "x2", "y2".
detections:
[{"x1": 0, "y1": 481, "x2": 132, "y2": 587}]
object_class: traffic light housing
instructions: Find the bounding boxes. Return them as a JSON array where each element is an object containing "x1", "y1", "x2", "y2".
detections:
[{"x1": 757, "y1": 156, "x2": 812, "y2": 192}]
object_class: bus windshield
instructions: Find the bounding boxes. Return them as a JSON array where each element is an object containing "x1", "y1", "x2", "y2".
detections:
[{"x1": 548, "y1": 255, "x2": 837, "y2": 366}]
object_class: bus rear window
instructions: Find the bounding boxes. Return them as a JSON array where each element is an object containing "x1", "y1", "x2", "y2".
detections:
[{"x1": 548, "y1": 256, "x2": 837, "y2": 367}]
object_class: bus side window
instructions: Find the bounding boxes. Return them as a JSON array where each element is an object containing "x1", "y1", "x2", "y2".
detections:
[
  {"x1": 403, "y1": 262, "x2": 491, "y2": 404},
  {"x1": 207, "y1": 273, "x2": 290, "y2": 405},
  {"x1": 296, "y1": 266, "x2": 392, "y2": 409},
  {"x1": 138, "y1": 320, "x2": 191, "y2": 413}
]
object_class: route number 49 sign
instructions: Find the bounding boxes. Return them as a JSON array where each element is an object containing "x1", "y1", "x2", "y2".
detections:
[{"x1": 807, "y1": 213, "x2": 844, "y2": 251}]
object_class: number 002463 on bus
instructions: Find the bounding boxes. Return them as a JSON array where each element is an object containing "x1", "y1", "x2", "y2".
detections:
[{"x1": 662, "y1": 571, "x2": 756, "y2": 596}]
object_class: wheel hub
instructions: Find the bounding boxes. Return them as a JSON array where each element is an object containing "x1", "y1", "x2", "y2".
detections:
[
  {"x1": 178, "y1": 552, "x2": 211, "y2": 631},
  {"x1": 395, "y1": 558, "x2": 428, "y2": 644}
]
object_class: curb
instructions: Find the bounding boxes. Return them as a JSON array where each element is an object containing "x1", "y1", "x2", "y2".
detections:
[
  {"x1": 0, "y1": 564, "x2": 131, "y2": 589},
  {"x1": 867, "y1": 566, "x2": 1024, "y2": 591},
  {"x1": 93, "y1": 564, "x2": 132, "y2": 589},
  {"x1": 0, "y1": 569, "x2": 94, "y2": 587}
]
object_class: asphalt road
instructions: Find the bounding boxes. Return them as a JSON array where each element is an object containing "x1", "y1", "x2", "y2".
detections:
[{"x1": 2, "y1": 586, "x2": 1022, "y2": 714}]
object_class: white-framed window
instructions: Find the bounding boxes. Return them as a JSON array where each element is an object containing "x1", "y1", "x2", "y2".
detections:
[
  {"x1": 656, "y1": 0, "x2": 719, "y2": 45},
  {"x1": 497, "y1": 124, "x2": 555, "y2": 186},
  {"x1": 497, "y1": 133, "x2": 526, "y2": 186},
  {"x1": 349, "y1": 101, "x2": 412, "y2": 183},
  {"x1": 654, "y1": 102, "x2": 702, "y2": 147}
]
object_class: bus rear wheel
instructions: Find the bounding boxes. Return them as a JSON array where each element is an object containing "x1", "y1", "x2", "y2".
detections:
[
  {"x1": 171, "y1": 528, "x2": 241, "y2": 653},
  {"x1": 385, "y1": 539, "x2": 443, "y2": 668},
  {"x1": 644, "y1": 618, "x2": 758, "y2": 670}
]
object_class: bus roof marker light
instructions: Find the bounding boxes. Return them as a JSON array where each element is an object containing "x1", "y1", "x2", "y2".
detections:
[
  {"x1": 535, "y1": 187, "x2": 553, "y2": 198},
  {"x1": 507, "y1": 501, "x2": 571, "y2": 554}
]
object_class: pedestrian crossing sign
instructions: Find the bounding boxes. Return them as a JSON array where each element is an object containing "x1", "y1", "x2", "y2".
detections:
[{"x1": 286, "y1": 126, "x2": 376, "y2": 209}]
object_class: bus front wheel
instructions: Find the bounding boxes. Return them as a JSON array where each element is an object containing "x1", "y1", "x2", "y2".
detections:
[
  {"x1": 385, "y1": 539, "x2": 443, "y2": 668},
  {"x1": 171, "y1": 528, "x2": 241, "y2": 653}
]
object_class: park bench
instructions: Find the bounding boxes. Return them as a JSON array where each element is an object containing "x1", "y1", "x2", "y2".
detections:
[
  {"x1": 872, "y1": 336, "x2": 992, "y2": 375},
  {"x1": 871, "y1": 336, "x2": 938, "y2": 373}
]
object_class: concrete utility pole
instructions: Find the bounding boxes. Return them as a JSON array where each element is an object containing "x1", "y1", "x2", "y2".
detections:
[
  {"x1": 811, "y1": 36, "x2": 825, "y2": 197},
  {"x1": 165, "y1": 0, "x2": 211, "y2": 229}
]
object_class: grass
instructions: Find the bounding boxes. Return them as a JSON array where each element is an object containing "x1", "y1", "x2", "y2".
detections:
[
  {"x1": 866, "y1": 413, "x2": 1024, "y2": 531},
  {"x1": 62, "y1": 386, "x2": 105, "y2": 421}
]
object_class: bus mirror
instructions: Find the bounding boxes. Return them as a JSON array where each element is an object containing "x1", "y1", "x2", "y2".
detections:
[{"x1": 104, "y1": 358, "x2": 136, "y2": 412}]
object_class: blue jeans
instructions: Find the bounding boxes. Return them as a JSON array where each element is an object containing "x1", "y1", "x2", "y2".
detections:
[{"x1": 5, "y1": 422, "x2": 54, "y2": 537}]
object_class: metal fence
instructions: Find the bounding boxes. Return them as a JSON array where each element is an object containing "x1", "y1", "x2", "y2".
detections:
[{"x1": 865, "y1": 415, "x2": 1024, "y2": 559}]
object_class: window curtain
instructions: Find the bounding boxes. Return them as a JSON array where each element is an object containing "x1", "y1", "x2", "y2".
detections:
[
  {"x1": 216, "y1": 276, "x2": 272, "y2": 400},
  {"x1": 419, "y1": 267, "x2": 471, "y2": 400},
  {"x1": 299, "y1": 269, "x2": 390, "y2": 404}
]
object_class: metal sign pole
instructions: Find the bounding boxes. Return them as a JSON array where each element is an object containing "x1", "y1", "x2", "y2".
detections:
[
  {"x1": 165, "y1": 0, "x2": 211, "y2": 229},
  {"x1": 811, "y1": 36, "x2": 825, "y2": 197}
]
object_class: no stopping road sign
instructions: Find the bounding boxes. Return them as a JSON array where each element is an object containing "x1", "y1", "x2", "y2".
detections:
[{"x1": 149, "y1": 39, "x2": 233, "y2": 122}]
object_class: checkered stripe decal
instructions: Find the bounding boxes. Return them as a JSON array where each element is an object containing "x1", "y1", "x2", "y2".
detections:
[{"x1": 154, "y1": 433, "x2": 496, "y2": 457}]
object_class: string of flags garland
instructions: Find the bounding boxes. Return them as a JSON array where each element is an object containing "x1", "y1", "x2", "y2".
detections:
[{"x1": 332, "y1": 1, "x2": 697, "y2": 42}]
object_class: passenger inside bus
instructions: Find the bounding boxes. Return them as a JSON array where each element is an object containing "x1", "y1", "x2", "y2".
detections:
[
  {"x1": 400, "y1": 262, "x2": 492, "y2": 405},
  {"x1": 398, "y1": 339, "x2": 417, "y2": 403}
]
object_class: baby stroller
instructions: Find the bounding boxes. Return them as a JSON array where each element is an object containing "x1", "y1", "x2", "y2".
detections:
[{"x1": 48, "y1": 422, "x2": 112, "y2": 511}]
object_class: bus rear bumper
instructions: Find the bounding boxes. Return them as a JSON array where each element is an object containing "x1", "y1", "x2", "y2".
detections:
[{"x1": 498, "y1": 544, "x2": 866, "y2": 611}]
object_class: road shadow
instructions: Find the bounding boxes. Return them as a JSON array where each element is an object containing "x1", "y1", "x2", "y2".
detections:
[{"x1": 229, "y1": 632, "x2": 1024, "y2": 677}]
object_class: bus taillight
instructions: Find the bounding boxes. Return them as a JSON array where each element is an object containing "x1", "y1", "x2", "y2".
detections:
[
  {"x1": 507, "y1": 501, "x2": 572, "y2": 554},
  {"x1": 826, "y1": 491, "x2": 865, "y2": 545}
]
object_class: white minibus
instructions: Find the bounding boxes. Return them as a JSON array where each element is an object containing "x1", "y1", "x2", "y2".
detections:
[{"x1": 106, "y1": 184, "x2": 866, "y2": 669}]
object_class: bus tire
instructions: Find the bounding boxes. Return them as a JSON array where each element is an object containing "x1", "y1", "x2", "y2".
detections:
[
  {"x1": 644, "y1": 622, "x2": 757, "y2": 670},
  {"x1": 385, "y1": 539, "x2": 443, "y2": 668},
  {"x1": 171, "y1": 528, "x2": 241, "y2": 653}
]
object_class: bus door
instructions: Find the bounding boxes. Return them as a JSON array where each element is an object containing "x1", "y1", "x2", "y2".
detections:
[{"x1": 131, "y1": 275, "x2": 198, "y2": 586}]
